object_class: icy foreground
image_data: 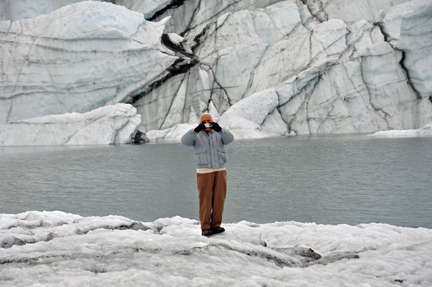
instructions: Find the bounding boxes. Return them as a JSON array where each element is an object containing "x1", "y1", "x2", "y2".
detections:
[
  {"x1": 0, "y1": 211, "x2": 431, "y2": 286},
  {"x1": 0, "y1": 103, "x2": 140, "y2": 146}
]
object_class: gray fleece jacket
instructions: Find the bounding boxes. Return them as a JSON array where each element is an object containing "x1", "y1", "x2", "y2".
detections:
[{"x1": 181, "y1": 128, "x2": 234, "y2": 169}]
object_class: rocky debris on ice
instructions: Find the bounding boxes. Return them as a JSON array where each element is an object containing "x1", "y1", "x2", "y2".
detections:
[
  {"x1": 0, "y1": 1, "x2": 177, "y2": 125},
  {"x1": 0, "y1": 103, "x2": 141, "y2": 146},
  {"x1": 131, "y1": 130, "x2": 150, "y2": 144},
  {"x1": 1, "y1": 211, "x2": 432, "y2": 286},
  {"x1": 370, "y1": 121, "x2": 432, "y2": 137}
]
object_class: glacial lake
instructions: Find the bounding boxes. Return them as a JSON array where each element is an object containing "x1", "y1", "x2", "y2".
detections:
[{"x1": 1, "y1": 135, "x2": 431, "y2": 229}]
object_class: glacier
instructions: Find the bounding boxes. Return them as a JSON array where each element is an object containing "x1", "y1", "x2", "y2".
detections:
[
  {"x1": 139, "y1": 0, "x2": 432, "y2": 139},
  {"x1": 0, "y1": 103, "x2": 140, "y2": 146},
  {"x1": 0, "y1": 1, "x2": 177, "y2": 125},
  {"x1": 371, "y1": 121, "x2": 432, "y2": 137},
  {"x1": 1, "y1": 211, "x2": 432, "y2": 286},
  {"x1": 0, "y1": 0, "x2": 94, "y2": 22},
  {"x1": 0, "y1": 0, "x2": 432, "y2": 145},
  {"x1": 0, "y1": 0, "x2": 173, "y2": 22}
]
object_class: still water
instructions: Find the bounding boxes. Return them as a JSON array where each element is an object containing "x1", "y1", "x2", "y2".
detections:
[{"x1": 1, "y1": 135, "x2": 431, "y2": 228}]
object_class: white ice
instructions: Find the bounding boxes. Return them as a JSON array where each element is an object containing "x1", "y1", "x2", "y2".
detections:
[
  {"x1": 144, "y1": 88, "x2": 289, "y2": 142},
  {"x1": 0, "y1": 0, "x2": 172, "y2": 23},
  {"x1": 116, "y1": 0, "x2": 173, "y2": 20},
  {"x1": 146, "y1": 123, "x2": 195, "y2": 143},
  {"x1": 218, "y1": 89, "x2": 289, "y2": 139},
  {"x1": 1, "y1": 211, "x2": 431, "y2": 286},
  {"x1": 136, "y1": 0, "x2": 432, "y2": 137},
  {"x1": 0, "y1": 103, "x2": 141, "y2": 146},
  {"x1": 371, "y1": 121, "x2": 432, "y2": 138},
  {"x1": 1, "y1": 0, "x2": 432, "y2": 144},
  {"x1": 167, "y1": 33, "x2": 185, "y2": 46},
  {"x1": 0, "y1": 1, "x2": 176, "y2": 124},
  {"x1": 0, "y1": 0, "x2": 90, "y2": 22}
]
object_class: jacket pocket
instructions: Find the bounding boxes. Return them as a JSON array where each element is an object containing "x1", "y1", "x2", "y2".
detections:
[
  {"x1": 217, "y1": 147, "x2": 228, "y2": 163},
  {"x1": 194, "y1": 148, "x2": 208, "y2": 164}
]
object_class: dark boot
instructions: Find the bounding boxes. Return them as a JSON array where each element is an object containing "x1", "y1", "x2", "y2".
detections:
[
  {"x1": 211, "y1": 227, "x2": 225, "y2": 234},
  {"x1": 202, "y1": 229, "x2": 213, "y2": 236}
]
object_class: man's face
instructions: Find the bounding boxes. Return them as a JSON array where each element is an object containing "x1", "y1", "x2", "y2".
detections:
[{"x1": 200, "y1": 114, "x2": 213, "y2": 132}]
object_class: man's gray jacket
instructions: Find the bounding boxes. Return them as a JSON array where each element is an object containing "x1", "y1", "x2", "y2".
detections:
[{"x1": 181, "y1": 128, "x2": 234, "y2": 169}]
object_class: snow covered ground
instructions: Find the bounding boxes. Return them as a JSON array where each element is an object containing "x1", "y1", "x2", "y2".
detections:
[{"x1": 1, "y1": 211, "x2": 431, "y2": 286}]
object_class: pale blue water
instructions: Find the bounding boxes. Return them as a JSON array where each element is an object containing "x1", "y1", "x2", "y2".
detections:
[{"x1": 1, "y1": 135, "x2": 431, "y2": 228}]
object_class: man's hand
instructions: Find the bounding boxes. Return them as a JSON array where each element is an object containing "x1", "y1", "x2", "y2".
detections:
[
  {"x1": 210, "y1": 122, "x2": 222, "y2": 132},
  {"x1": 194, "y1": 123, "x2": 206, "y2": 133}
]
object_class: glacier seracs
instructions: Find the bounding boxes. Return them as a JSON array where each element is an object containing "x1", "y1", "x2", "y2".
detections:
[
  {"x1": 395, "y1": 1, "x2": 432, "y2": 100},
  {"x1": 116, "y1": 0, "x2": 172, "y2": 20},
  {"x1": 0, "y1": 1, "x2": 177, "y2": 125},
  {"x1": 0, "y1": 0, "x2": 432, "y2": 144},
  {"x1": 0, "y1": 0, "x2": 172, "y2": 23},
  {"x1": 0, "y1": 0, "x2": 88, "y2": 22},
  {"x1": 135, "y1": 0, "x2": 432, "y2": 139}
]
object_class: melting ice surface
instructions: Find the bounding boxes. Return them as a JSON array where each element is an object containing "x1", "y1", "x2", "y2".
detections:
[{"x1": 1, "y1": 211, "x2": 432, "y2": 286}]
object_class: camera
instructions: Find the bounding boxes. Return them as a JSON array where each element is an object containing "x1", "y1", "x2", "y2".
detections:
[{"x1": 204, "y1": 123, "x2": 212, "y2": 128}]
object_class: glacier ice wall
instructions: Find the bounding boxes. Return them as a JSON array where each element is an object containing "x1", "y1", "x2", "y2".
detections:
[
  {"x1": 0, "y1": 1, "x2": 177, "y2": 125},
  {"x1": 133, "y1": 0, "x2": 432, "y2": 138},
  {"x1": 1, "y1": 0, "x2": 432, "y2": 144},
  {"x1": 115, "y1": 0, "x2": 172, "y2": 20},
  {"x1": 0, "y1": 0, "x2": 93, "y2": 21},
  {"x1": 0, "y1": 0, "x2": 170, "y2": 23}
]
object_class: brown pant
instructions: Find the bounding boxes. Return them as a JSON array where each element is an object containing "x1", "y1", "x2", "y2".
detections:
[{"x1": 197, "y1": 170, "x2": 227, "y2": 230}]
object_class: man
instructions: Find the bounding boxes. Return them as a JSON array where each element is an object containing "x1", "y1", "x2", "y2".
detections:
[{"x1": 181, "y1": 113, "x2": 234, "y2": 236}]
